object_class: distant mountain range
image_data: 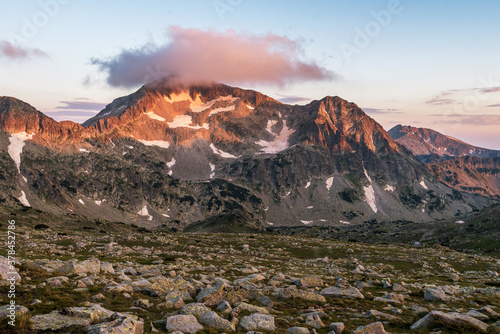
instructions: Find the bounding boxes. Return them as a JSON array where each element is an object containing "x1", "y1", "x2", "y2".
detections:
[
  {"x1": 389, "y1": 124, "x2": 500, "y2": 199},
  {"x1": 0, "y1": 78, "x2": 495, "y2": 230}
]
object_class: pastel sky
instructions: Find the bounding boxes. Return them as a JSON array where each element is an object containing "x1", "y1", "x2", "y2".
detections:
[{"x1": 1, "y1": 0, "x2": 500, "y2": 149}]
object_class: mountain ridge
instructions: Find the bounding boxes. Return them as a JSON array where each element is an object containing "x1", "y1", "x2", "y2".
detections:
[{"x1": 0, "y1": 80, "x2": 495, "y2": 229}]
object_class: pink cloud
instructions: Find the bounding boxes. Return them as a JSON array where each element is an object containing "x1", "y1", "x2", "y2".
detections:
[
  {"x1": 0, "y1": 40, "x2": 47, "y2": 60},
  {"x1": 91, "y1": 26, "x2": 335, "y2": 88}
]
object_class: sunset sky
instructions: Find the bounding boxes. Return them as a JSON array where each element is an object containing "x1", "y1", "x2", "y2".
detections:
[{"x1": 1, "y1": 0, "x2": 500, "y2": 149}]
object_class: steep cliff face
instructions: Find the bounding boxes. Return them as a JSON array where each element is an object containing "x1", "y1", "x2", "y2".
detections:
[{"x1": 0, "y1": 81, "x2": 494, "y2": 229}]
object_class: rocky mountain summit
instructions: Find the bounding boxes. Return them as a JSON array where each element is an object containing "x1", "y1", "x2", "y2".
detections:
[
  {"x1": 389, "y1": 125, "x2": 500, "y2": 199},
  {"x1": 388, "y1": 124, "x2": 500, "y2": 161},
  {"x1": 0, "y1": 210, "x2": 499, "y2": 333},
  {"x1": 0, "y1": 79, "x2": 495, "y2": 230}
]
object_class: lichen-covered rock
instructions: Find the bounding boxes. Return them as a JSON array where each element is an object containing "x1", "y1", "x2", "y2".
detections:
[
  {"x1": 424, "y1": 287, "x2": 448, "y2": 301},
  {"x1": 0, "y1": 256, "x2": 21, "y2": 286},
  {"x1": 30, "y1": 311, "x2": 92, "y2": 332},
  {"x1": 287, "y1": 327, "x2": 310, "y2": 334},
  {"x1": 180, "y1": 303, "x2": 211, "y2": 319},
  {"x1": 320, "y1": 286, "x2": 364, "y2": 299},
  {"x1": 240, "y1": 313, "x2": 276, "y2": 332},
  {"x1": 352, "y1": 321, "x2": 387, "y2": 334},
  {"x1": 86, "y1": 314, "x2": 144, "y2": 334},
  {"x1": 148, "y1": 277, "x2": 196, "y2": 297},
  {"x1": 54, "y1": 257, "x2": 101, "y2": 276},
  {"x1": 235, "y1": 302, "x2": 269, "y2": 315},
  {"x1": 411, "y1": 311, "x2": 489, "y2": 333},
  {"x1": 293, "y1": 275, "x2": 324, "y2": 288},
  {"x1": 305, "y1": 314, "x2": 325, "y2": 328},
  {"x1": 0, "y1": 304, "x2": 28, "y2": 320},
  {"x1": 278, "y1": 287, "x2": 326, "y2": 303},
  {"x1": 329, "y1": 322, "x2": 345, "y2": 334},
  {"x1": 200, "y1": 310, "x2": 235, "y2": 332},
  {"x1": 166, "y1": 314, "x2": 204, "y2": 333}
]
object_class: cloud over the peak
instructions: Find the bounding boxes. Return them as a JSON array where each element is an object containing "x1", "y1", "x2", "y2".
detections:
[
  {"x1": 0, "y1": 40, "x2": 47, "y2": 60},
  {"x1": 91, "y1": 26, "x2": 335, "y2": 88}
]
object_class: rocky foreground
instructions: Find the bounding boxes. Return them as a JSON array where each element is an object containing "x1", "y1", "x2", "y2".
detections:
[{"x1": 1, "y1": 219, "x2": 500, "y2": 333}]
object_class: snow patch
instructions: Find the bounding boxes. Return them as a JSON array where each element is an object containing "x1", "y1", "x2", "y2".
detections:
[
  {"x1": 420, "y1": 180, "x2": 428, "y2": 190},
  {"x1": 79, "y1": 199, "x2": 85, "y2": 205},
  {"x1": 319, "y1": 219, "x2": 327, "y2": 222},
  {"x1": 246, "y1": 104, "x2": 255, "y2": 110},
  {"x1": 301, "y1": 220, "x2": 313, "y2": 225},
  {"x1": 95, "y1": 199, "x2": 105, "y2": 206},
  {"x1": 363, "y1": 167, "x2": 378, "y2": 213},
  {"x1": 109, "y1": 139, "x2": 116, "y2": 148},
  {"x1": 122, "y1": 152, "x2": 127, "y2": 155},
  {"x1": 138, "y1": 140, "x2": 171, "y2": 149},
  {"x1": 8, "y1": 132, "x2": 34, "y2": 176},
  {"x1": 209, "y1": 163, "x2": 215, "y2": 179},
  {"x1": 265, "y1": 120, "x2": 278, "y2": 134},
  {"x1": 210, "y1": 143, "x2": 239, "y2": 158},
  {"x1": 18, "y1": 191, "x2": 30, "y2": 207},
  {"x1": 325, "y1": 177, "x2": 334, "y2": 191},
  {"x1": 138, "y1": 205, "x2": 153, "y2": 221},
  {"x1": 208, "y1": 105, "x2": 235, "y2": 116},
  {"x1": 167, "y1": 115, "x2": 208, "y2": 129},
  {"x1": 127, "y1": 146, "x2": 134, "y2": 149},
  {"x1": 340, "y1": 220, "x2": 351, "y2": 225},
  {"x1": 307, "y1": 206, "x2": 313, "y2": 209},
  {"x1": 79, "y1": 148, "x2": 90, "y2": 153},
  {"x1": 267, "y1": 222, "x2": 274, "y2": 225},
  {"x1": 256, "y1": 120, "x2": 294, "y2": 153},
  {"x1": 305, "y1": 182, "x2": 311, "y2": 189},
  {"x1": 145, "y1": 111, "x2": 166, "y2": 122},
  {"x1": 167, "y1": 157, "x2": 175, "y2": 176},
  {"x1": 162, "y1": 213, "x2": 170, "y2": 218},
  {"x1": 455, "y1": 220, "x2": 465, "y2": 224},
  {"x1": 164, "y1": 91, "x2": 198, "y2": 104},
  {"x1": 384, "y1": 184, "x2": 395, "y2": 192}
]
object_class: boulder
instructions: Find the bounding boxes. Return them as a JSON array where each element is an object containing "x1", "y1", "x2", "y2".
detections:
[
  {"x1": 320, "y1": 286, "x2": 364, "y2": 299},
  {"x1": 0, "y1": 304, "x2": 28, "y2": 320},
  {"x1": 200, "y1": 310, "x2": 235, "y2": 332},
  {"x1": 180, "y1": 303, "x2": 211, "y2": 319},
  {"x1": 86, "y1": 314, "x2": 144, "y2": 334},
  {"x1": 411, "y1": 311, "x2": 489, "y2": 333},
  {"x1": 234, "y1": 273, "x2": 266, "y2": 284},
  {"x1": 30, "y1": 311, "x2": 92, "y2": 332},
  {"x1": 235, "y1": 302, "x2": 269, "y2": 315},
  {"x1": 287, "y1": 327, "x2": 310, "y2": 334},
  {"x1": 278, "y1": 287, "x2": 326, "y2": 303},
  {"x1": 240, "y1": 313, "x2": 276, "y2": 332},
  {"x1": 148, "y1": 277, "x2": 196, "y2": 297},
  {"x1": 166, "y1": 314, "x2": 204, "y2": 333},
  {"x1": 328, "y1": 322, "x2": 345, "y2": 334},
  {"x1": 293, "y1": 275, "x2": 324, "y2": 288},
  {"x1": 305, "y1": 314, "x2": 325, "y2": 328},
  {"x1": 424, "y1": 287, "x2": 448, "y2": 301},
  {"x1": 0, "y1": 256, "x2": 21, "y2": 286},
  {"x1": 352, "y1": 322, "x2": 387, "y2": 334}
]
